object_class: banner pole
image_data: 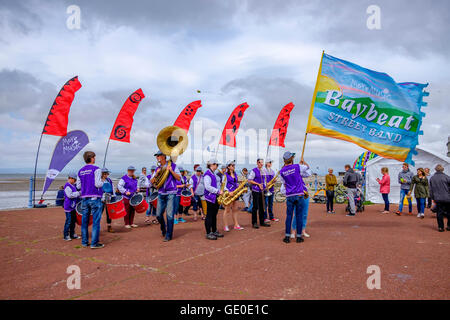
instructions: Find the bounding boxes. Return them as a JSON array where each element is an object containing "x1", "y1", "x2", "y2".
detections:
[
  {"x1": 301, "y1": 50, "x2": 324, "y2": 161},
  {"x1": 32, "y1": 133, "x2": 43, "y2": 207},
  {"x1": 103, "y1": 138, "x2": 111, "y2": 168}
]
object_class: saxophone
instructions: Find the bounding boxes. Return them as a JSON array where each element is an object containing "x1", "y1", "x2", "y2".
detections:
[
  {"x1": 222, "y1": 178, "x2": 248, "y2": 206},
  {"x1": 216, "y1": 174, "x2": 227, "y2": 205},
  {"x1": 264, "y1": 171, "x2": 279, "y2": 196}
]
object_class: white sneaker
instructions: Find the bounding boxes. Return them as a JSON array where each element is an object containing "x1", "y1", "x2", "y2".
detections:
[
  {"x1": 290, "y1": 233, "x2": 295, "y2": 239},
  {"x1": 125, "y1": 225, "x2": 131, "y2": 229},
  {"x1": 302, "y1": 231, "x2": 310, "y2": 238},
  {"x1": 131, "y1": 224, "x2": 138, "y2": 228},
  {"x1": 417, "y1": 214, "x2": 421, "y2": 218}
]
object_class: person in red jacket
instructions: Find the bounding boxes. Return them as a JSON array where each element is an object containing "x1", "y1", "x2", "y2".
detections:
[{"x1": 376, "y1": 167, "x2": 391, "y2": 214}]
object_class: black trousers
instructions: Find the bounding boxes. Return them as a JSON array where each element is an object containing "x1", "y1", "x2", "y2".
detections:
[
  {"x1": 103, "y1": 205, "x2": 112, "y2": 224},
  {"x1": 427, "y1": 197, "x2": 432, "y2": 208},
  {"x1": 436, "y1": 201, "x2": 450, "y2": 229},
  {"x1": 205, "y1": 200, "x2": 219, "y2": 234},
  {"x1": 326, "y1": 190, "x2": 334, "y2": 212},
  {"x1": 251, "y1": 191, "x2": 265, "y2": 225}
]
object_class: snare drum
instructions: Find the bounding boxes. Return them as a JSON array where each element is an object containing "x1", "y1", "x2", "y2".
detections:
[
  {"x1": 130, "y1": 193, "x2": 149, "y2": 214},
  {"x1": 106, "y1": 195, "x2": 126, "y2": 219},
  {"x1": 148, "y1": 191, "x2": 158, "y2": 208},
  {"x1": 180, "y1": 189, "x2": 192, "y2": 207},
  {"x1": 75, "y1": 201, "x2": 93, "y2": 226}
]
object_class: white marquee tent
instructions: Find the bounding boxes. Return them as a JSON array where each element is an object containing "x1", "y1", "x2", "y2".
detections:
[{"x1": 365, "y1": 147, "x2": 450, "y2": 204}]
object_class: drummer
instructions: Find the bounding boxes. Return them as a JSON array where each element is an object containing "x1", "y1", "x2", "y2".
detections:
[
  {"x1": 101, "y1": 168, "x2": 115, "y2": 233},
  {"x1": 223, "y1": 160, "x2": 244, "y2": 232},
  {"x1": 118, "y1": 166, "x2": 139, "y2": 229},
  {"x1": 175, "y1": 167, "x2": 188, "y2": 224},
  {"x1": 150, "y1": 150, "x2": 181, "y2": 242},
  {"x1": 189, "y1": 166, "x2": 205, "y2": 221},
  {"x1": 63, "y1": 171, "x2": 81, "y2": 241}
]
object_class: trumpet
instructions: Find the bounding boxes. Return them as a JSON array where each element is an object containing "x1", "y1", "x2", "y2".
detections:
[
  {"x1": 153, "y1": 125, "x2": 188, "y2": 190},
  {"x1": 264, "y1": 171, "x2": 279, "y2": 196}
]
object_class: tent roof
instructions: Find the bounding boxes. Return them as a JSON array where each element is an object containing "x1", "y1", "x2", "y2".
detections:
[{"x1": 366, "y1": 146, "x2": 449, "y2": 167}]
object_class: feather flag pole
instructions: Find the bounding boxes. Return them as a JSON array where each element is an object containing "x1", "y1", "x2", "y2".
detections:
[{"x1": 32, "y1": 76, "x2": 82, "y2": 207}]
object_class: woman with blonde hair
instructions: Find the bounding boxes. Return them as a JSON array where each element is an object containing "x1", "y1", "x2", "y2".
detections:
[{"x1": 376, "y1": 167, "x2": 390, "y2": 214}]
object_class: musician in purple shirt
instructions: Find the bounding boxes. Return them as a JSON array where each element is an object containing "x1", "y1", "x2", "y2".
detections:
[
  {"x1": 63, "y1": 171, "x2": 80, "y2": 241},
  {"x1": 279, "y1": 151, "x2": 308, "y2": 244},
  {"x1": 150, "y1": 150, "x2": 181, "y2": 242},
  {"x1": 222, "y1": 160, "x2": 244, "y2": 232},
  {"x1": 118, "y1": 166, "x2": 139, "y2": 229},
  {"x1": 248, "y1": 158, "x2": 271, "y2": 229},
  {"x1": 76, "y1": 151, "x2": 106, "y2": 249}
]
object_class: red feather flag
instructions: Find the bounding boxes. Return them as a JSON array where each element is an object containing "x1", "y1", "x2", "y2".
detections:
[
  {"x1": 109, "y1": 88, "x2": 145, "y2": 143},
  {"x1": 268, "y1": 102, "x2": 295, "y2": 147},
  {"x1": 42, "y1": 76, "x2": 82, "y2": 136},
  {"x1": 173, "y1": 100, "x2": 202, "y2": 132},
  {"x1": 219, "y1": 102, "x2": 249, "y2": 147}
]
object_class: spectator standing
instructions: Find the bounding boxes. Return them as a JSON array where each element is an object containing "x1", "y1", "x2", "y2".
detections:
[
  {"x1": 343, "y1": 164, "x2": 361, "y2": 216},
  {"x1": 428, "y1": 164, "x2": 450, "y2": 232},
  {"x1": 325, "y1": 168, "x2": 337, "y2": 214},
  {"x1": 376, "y1": 167, "x2": 390, "y2": 214},
  {"x1": 409, "y1": 168, "x2": 429, "y2": 219},
  {"x1": 396, "y1": 163, "x2": 414, "y2": 216}
]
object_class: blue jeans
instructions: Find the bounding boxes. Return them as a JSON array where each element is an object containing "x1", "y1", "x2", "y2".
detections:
[
  {"x1": 156, "y1": 193, "x2": 176, "y2": 239},
  {"x1": 285, "y1": 195, "x2": 305, "y2": 237},
  {"x1": 264, "y1": 194, "x2": 274, "y2": 220},
  {"x1": 63, "y1": 210, "x2": 76, "y2": 238},
  {"x1": 399, "y1": 189, "x2": 412, "y2": 213},
  {"x1": 174, "y1": 195, "x2": 181, "y2": 217},
  {"x1": 81, "y1": 198, "x2": 103, "y2": 247},
  {"x1": 416, "y1": 197, "x2": 425, "y2": 214},
  {"x1": 382, "y1": 193, "x2": 389, "y2": 211},
  {"x1": 292, "y1": 197, "x2": 309, "y2": 232},
  {"x1": 192, "y1": 195, "x2": 200, "y2": 211}
]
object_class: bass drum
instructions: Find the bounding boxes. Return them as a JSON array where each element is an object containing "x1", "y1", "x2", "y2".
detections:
[
  {"x1": 130, "y1": 193, "x2": 149, "y2": 214},
  {"x1": 75, "y1": 201, "x2": 93, "y2": 226}
]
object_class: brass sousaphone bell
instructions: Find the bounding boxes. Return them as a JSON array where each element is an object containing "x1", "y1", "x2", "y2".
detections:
[{"x1": 153, "y1": 125, "x2": 188, "y2": 189}]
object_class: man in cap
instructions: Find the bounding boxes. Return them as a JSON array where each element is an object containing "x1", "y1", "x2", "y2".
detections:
[
  {"x1": 62, "y1": 171, "x2": 81, "y2": 241},
  {"x1": 118, "y1": 165, "x2": 139, "y2": 229},
  {"x1": 248, "y1": 158, "x2": 271, "y2": 228},
  {"x1": 189, "y1": 165, "x2": 205, "y2": 221},
  {"x1": 76, "y1": 151, "x2": 106, "y2": 249},
  {"x1": 241, "y1": 168, "x2": 252, "y2": 212},
  {"x1": 279, "y1": 151, "x2": 307, "y2": 243},
  {"x1": 174, "y1": 166, "x2": 189, "y2": 224},
  {"x1": 145, "y1": 165, "x2": 158, "y2": 223},
  {"x1": 263, "y1": 158, "x2": 279, "y2": 223},
  {"x1": 203, "y1": 158, "x2": 224, "y2": 240},
  {"x1": 100, "y1": 168, "x2": 115, "y2": 233},
  {"x1": 150, "y1": 150, "x2": 181, "y2": 242}
]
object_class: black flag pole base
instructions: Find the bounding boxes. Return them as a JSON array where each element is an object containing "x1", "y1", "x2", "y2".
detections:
[{"x1": 33, "y1": 204, "x2": 48, "y2": 208}]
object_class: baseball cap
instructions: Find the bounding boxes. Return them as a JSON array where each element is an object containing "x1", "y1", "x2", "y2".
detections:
[
  {"x1": 127, "y1": 166, "x2": 136, "y2": 171},
  {"x1": 154, "y1": 150, "x2": 164, "y2": 156},
  {"x1": 283, "y1": 151, "x2": 295, "y2": 160},
  {"x1": 101, "y1": 167, "x2": 110, "y2": 174},
  {"x1": 207, "y1": 158, "x2": 219, "y2": 165}
]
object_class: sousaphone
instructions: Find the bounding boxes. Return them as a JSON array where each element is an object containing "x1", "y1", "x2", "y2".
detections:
[{"x1": 153, "y1": 125, "x2": 188, "y2": 189}]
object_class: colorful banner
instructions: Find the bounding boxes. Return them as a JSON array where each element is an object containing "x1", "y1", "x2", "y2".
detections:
[
  {"x1": 306, "y1": 53, "x2": 428, "y2": 164},
  {"x1": 219, "y1": 102, "x2": 249, "y2": 147},
  {"x1": 43, "y1": 76, "x2": 82, "y2": 136},
  {"x1": 173, "y1": 100, "x2": 202, "y2": 132},
  {"x1": 269, "y1": 102, "x2": 295, "y2": 147},
  {"x1": 109, "y1": 88, "x2": 145, "y2": 143},
  {"x1": 42, "y1": 130, "x2": 89, "y2": 195}
]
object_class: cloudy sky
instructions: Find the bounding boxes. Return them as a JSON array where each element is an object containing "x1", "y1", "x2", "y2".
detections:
[{"x1": 0, "y1": 0, "x2": 449, "y2": 175}]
